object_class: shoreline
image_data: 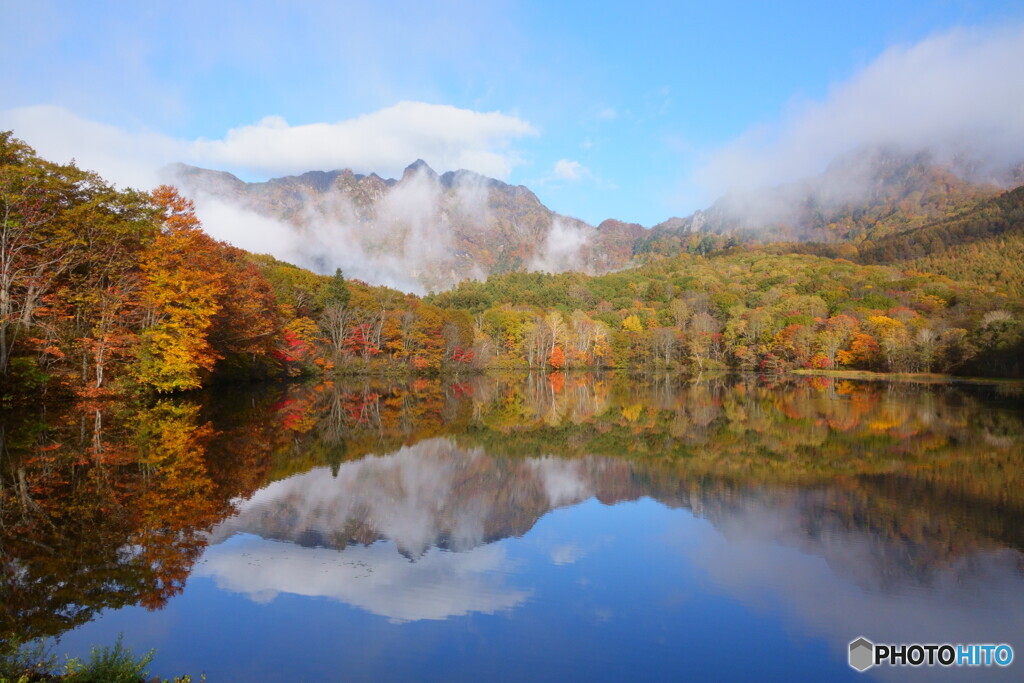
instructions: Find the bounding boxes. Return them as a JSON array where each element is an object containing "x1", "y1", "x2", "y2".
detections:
[{"x1": 788, "y1": 368, "x2": 1024, "y2": 388}]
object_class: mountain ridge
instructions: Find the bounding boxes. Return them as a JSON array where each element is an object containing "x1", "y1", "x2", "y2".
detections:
[{"x1": 170, "y1": 148, "x2": 1024, "y2": 292}]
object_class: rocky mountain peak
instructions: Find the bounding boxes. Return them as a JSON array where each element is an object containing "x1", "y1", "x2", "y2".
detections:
[{"x1": 402, "y1": 159, "x2": 438, "y2": 182}]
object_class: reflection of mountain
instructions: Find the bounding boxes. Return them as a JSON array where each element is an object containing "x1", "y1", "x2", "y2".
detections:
[
  {"x1": 672, "y1": 508, "x2": 1024, "y2": 683},
  {"x1": 203, "y1": 432, "x2": 1024, "y2": 623},
  {"x1": 209, "y1": 439, "x2": 649, "y2": 557},
  {"x1": 694, "y1": 484, "x2": 1024, "y2": 594}
]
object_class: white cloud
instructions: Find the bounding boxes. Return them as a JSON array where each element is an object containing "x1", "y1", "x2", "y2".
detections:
[
  {"x1": 695, "y1": 24, "x2": 1024, "y2": 197},
  {"x1": 596, "y1": 107, "x2": 617, "y2": 121},
  {"x1": 192, "y1": 102, "x2": 536, "y2": 179},
  {"x1": 0, "y1": 105, "x2": 178, "y2": 190},
  {"x1": 0, "y1": 101, "x2": 537, "y2": 188},
  {"x1": 553, "y1": 158, "x2": 588, "y2": 182}
]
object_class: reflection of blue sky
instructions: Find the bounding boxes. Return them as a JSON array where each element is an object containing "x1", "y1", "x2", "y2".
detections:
[
  {"x1": 194, "y1": 534, "x2": 530, "y2": 622},
  {"x1": 53, "y1": 444, "x2": 1024, "y2": 682},
  {"x1": 53, "y1": 499, "x2": 857, "y2": 682}
]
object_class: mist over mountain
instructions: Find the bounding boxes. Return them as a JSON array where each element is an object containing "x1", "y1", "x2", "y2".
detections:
[
  {"x1": 169, "y1": 160, "x2": 642, "y2": 292},
  {"x1": 651, "y1": 147, "x2": 1019, "y2": 243}
]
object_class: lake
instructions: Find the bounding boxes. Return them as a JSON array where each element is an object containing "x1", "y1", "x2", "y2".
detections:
[{"x1": 3, "y1": 374, "x2": 1022, "y2": 681}]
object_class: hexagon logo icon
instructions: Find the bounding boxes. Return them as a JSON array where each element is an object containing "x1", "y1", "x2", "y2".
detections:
[{"x1": 849, "y1": 637, "x2": 875, "y2": 672}]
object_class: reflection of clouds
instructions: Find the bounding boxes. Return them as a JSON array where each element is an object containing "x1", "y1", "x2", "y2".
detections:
[
  {"x1": 199, "y1": 438, "x2": 602, "y2": 622},
  {"x1": 195, "y1": 534, "x2": 530, "y2": 623},
  {"x1": 528, "y1": 457, "x2": 593, "y2": 507},
  {"x1": 671, "y1": 499, "x2": 1024, "y2": 681},
  {"x1": 549, "y1": 543, "x2": 585, "y2": 566}
]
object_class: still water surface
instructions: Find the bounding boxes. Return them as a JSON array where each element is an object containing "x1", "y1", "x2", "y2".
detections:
[{"x1": 4, "y1": 374, "x2": 1023, "y2": 680}]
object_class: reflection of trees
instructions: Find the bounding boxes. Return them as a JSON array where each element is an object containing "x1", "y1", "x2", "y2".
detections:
[
  {"x1": 0, "y1": 395, "x2": 280, "y2": 643},
  {"x1": 4, "y1": 374, "x2": 1023, "y2": 643},
  {"x1": 299, "y1": 376, "x2": 1024, "y2": 534},
  {"x1": 233, "y1": 374, "x2": 1024, "y2": 589}
]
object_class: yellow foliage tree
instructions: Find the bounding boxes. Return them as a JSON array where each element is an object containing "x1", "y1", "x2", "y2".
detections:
[
  {"x1": 622, "y1": 314, "x2": 644, "y2": 332},
  {"x1": 134, "y1": 187, "x2": 226, "y2": 392}
]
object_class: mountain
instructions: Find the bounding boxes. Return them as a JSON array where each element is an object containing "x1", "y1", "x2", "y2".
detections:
[
  {"x1": 169, "y1": 160, "x2": 643, "y2": 292},
  {"x1": 648, "y1": 148, "x2": 1014, "y2": 246}
]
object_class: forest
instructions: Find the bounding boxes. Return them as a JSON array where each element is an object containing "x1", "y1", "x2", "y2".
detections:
[{"x1": 2, "y1": 130, "x2": 1023, "y2": 402}]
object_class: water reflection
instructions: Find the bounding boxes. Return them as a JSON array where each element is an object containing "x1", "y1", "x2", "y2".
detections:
[
  {"x1": 198, "y1": 535, "x2": 529, "y2": 622},
  {"x1": 2, "y1": 374, "x2": 1023, "y2": 678}
]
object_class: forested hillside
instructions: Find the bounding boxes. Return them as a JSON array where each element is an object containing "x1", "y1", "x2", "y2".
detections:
[
  {"x1": 429, "y1": 250, "x2": 1023, "y2": 377},
  {"x1": 2, "y1": 131, "x2": 1023, "y2": 403},
  {"x1": 762, "y1": 185, "x2": 1024, "y2": 297}
]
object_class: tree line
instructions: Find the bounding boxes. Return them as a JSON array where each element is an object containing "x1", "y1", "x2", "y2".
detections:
[{"x1": 3, "y1": 130, "x2": 1023, "y2": 401}]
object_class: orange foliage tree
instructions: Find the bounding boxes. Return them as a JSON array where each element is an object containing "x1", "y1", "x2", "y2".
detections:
[
  {"x1": 134, "y1": 187, "x2": 226, "y2": 392},
  {"x1": 548, "y1": 344, "x2": 566, "y2": 369}
]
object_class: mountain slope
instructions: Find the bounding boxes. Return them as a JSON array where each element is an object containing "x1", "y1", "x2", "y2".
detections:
[
  {"x1": 761, "y1": 185, "x2": 1024, "y2": 296},
  {"x1": 644, "y1": 148, "x2": 1005, "y2": 248}
]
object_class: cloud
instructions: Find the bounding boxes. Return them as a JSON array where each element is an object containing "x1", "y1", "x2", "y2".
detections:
[
  {"x1": 192, "y1": 102, "x2": 537, "y2": 179},
  {"x1": 0, "y1": 105, "x2": 179, "y2": 190},
  {"x1": 695, "y1": 24, "x2": 1024, "y2": 197},
  {"x1": 596, "y1": 107, "x2": 617, "y2": 121},
  {"x1": 0, "y1": 101, "x2": 537, "y2": 188},
  {"x1": 553, "y1": 158, "x2": 589, "y2": 182}
]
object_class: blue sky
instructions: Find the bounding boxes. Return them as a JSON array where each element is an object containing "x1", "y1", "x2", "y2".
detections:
[{"x1": 3, "y1": 0, "x2": 1024, "y2": 226}]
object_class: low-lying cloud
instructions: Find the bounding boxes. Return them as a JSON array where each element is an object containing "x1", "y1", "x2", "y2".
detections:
[
  {"x1": 527, "y1": 218, "x2": 592, "y2": 274},
  {"x1": 695, "y1": 24, "x2": 1024, "y2": 199},
  {"x1": 186, "y1": 163, "x2": 492, "y2": 293}
]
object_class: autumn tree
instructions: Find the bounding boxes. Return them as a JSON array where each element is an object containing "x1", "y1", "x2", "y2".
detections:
[
  {"x1": 133, "y1": 187, "x2": 226, "y2": 392},
  {"x1": 207, "y1": 246, "x2": 281, "y2": 376},
  {"x1": 319, "y1": 268, "x2": 352, "y2": 360},
  {"x1": 548, "y1": 344, "x2": 566, "y2": 369}
]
